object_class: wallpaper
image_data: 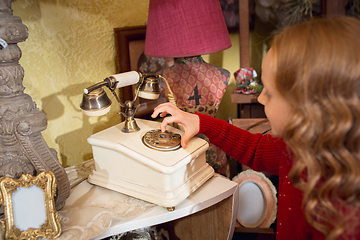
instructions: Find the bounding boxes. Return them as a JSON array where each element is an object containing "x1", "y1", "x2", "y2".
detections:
[
  {"x1": 11, "y1": 0, "x2": 238, "y2": 167},
  {"x1": 12, "y1": 0, "x2": 149, "y2": 167}
]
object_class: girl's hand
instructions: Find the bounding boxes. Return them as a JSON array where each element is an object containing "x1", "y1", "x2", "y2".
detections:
[{"x1": 151, "y1": 103, "x2": 200, "y2": 148}]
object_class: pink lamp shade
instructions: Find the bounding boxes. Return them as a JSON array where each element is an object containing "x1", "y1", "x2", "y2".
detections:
[{"x1": 145, "y1": 0, "x2": 232, "y2": 58}]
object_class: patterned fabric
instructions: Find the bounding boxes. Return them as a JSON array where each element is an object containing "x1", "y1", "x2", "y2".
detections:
[
  {"x1": 160, "y1": 56, "x2": 229, "y2": 116},
  {"x1": 159, "y1": 56, "x2": 231, "y2": 176}
]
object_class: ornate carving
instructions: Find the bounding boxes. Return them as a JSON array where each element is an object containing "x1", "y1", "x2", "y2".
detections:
[
  {"x1": 0, "y1": 1, "x2": 70, "y2": 210},
  {"x1": 0, "y1": 65, "x2": 25, "y2": 95},
  {"x1": 0, "y1": 44, "x2": 21, "y2": 62},
  {"x1": 0, "y1": 0, "x2": 11, "y2": 14},
  {"x1": 0, "y1": 16, "x2": 28, "y2": 44},
  {"x1": 0, "y1": 154, "x2": 35, "y2": 178}
]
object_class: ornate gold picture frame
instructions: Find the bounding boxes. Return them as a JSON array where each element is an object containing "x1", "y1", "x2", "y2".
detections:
[{"x1": 0, "y1": 171, "x2": 61, "y2": 239}]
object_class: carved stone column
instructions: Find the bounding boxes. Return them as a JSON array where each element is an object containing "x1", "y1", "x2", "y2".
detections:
[{"x1": 0, "y1": 0, "x2": 70, "y2": 210}]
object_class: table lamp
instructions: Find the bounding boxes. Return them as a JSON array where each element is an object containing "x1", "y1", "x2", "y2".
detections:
[
  {"x1": 144, "y1": 0, "x2": 233, "y2": 176},
  {"x1": 81, "y1": 71, "x2": 214, "y2": 210},
  {"x1": 145, "y1": 0, "x2": 231, "y2": 58}
]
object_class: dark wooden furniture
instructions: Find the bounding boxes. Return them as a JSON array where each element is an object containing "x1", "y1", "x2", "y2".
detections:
[{"x1": 231, "y1": 93, "x2": 265, "y2": 118}]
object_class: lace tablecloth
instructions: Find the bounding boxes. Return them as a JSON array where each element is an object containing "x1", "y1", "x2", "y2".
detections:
[{"x1": 49, "y1": 160, "x2": 156, "y2": 240}]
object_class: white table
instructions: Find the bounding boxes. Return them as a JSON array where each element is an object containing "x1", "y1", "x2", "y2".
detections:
[
  {"x1": 63, "y1": 160, "x2": 239, "y2": 240},
  {"x1": 93, "y1": 174, "x2": 239, "y2": 239}
]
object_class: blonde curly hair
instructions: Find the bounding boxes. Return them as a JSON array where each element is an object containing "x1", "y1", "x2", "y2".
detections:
[{"x1": 272, "y1": 16, "x2": 360, "y2": 239}]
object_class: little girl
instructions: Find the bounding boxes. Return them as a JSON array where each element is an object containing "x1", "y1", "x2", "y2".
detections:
[{"x1": 152, "y1": 16, "x2": 360, "y2": 239}]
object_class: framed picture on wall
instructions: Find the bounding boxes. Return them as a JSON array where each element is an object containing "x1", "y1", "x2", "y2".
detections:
[{"x1": 114, "y1": 26, "x2": 170, "y2": 119}]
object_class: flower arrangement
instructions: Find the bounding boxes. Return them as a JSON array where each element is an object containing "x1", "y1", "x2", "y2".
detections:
[{"x1": 234, "y1": 68, "x2": 263, "y2": 94}]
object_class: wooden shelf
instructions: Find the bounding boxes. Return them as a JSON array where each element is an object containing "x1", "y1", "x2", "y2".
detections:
[
  {"x1": 231, "y1": 93, "x2": 265, "y2": 118},
  {"x1": 231, "y1": 93, "x2": 259, "y2": 104}
]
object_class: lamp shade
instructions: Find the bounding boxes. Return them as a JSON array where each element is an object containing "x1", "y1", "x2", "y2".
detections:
[{"x1": 145, "y1": 0, "x2": 232, "y2": 58}]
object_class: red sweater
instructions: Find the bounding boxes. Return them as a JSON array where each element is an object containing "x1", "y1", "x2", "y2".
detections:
[{"x1": 196, "y1": 113, "x2": 356, "y2": 240}]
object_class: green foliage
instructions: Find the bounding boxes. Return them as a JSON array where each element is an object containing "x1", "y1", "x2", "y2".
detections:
[
  {"x1": 249, "y1": 84, "x2": 264, "y2": 93},
  {"x1": 237, "y1": 79, "x2": 263, "y2": 93}
]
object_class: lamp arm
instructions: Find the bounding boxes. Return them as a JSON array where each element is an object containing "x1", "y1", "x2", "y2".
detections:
[{"x1": 159, "y1": 75, "x2": 176, "y2": 105}]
